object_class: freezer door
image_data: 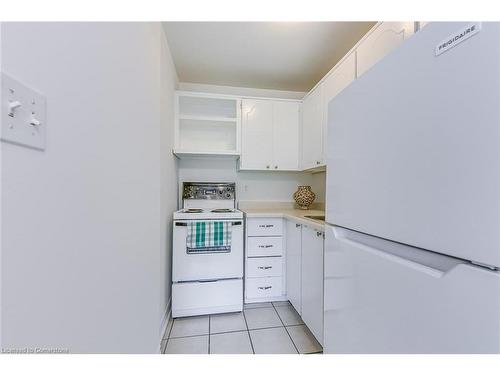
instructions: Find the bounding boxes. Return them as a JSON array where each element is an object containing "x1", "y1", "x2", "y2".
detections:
[
  {"x1": 324, "y1": 225, "x2": 500, "y2": 353},
  {"x1": 326, "y1": 22, "x2": 500, "y2": 267}
]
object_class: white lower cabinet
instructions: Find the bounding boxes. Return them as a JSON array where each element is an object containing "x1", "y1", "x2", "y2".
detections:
[
  {"x1": 284, "y1": 219, "x2": 325, "y2": 345},
  {"x1": 247, "y1": 236, "x2": 283, "y2": 257},
  {"x1": 300, "y1": 225, "x2": 325, "y2": 345},
  {"x1": 246, "y1": 216, "x2": 325, "y2": 346},
  {"x1": 247, "y1": 257, "x2": 283, "y2": 278},
  {"x1": 245, "y1": 217, "x2": 286, "y2": 303},
  {"x1": 246, "y1": 276, "x2": 283, "y2": 300},
  {"x1": 285, "y1": 220, "x2": 302, "y2": 314}
]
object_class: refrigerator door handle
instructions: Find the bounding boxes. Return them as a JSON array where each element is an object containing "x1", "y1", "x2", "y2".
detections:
[{"x1": 333, "y1": 227, "x2": 467, "y2": 278}]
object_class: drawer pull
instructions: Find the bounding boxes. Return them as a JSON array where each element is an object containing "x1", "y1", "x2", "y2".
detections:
[
  {"x1": 258, "y1": 224, "x2": 274, "y2": 228},
  {"x1": 257, "y1": 266, "x2": 272, "y2": 270},
  {"x1": 258, "y1": 244, "x2": 273, "y2": 248},
  {"x1": 258, "y1": 286, "x2": 272, "y2": 290}
]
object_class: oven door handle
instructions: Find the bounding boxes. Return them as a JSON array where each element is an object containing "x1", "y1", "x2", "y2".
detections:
[{"x1": 175, "y1": 221, "x2": 241, "y2": 226}]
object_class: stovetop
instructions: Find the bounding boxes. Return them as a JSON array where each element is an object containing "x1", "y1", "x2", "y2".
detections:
[
  {"x1": 175, "y1": 182, "x2": 241, "y2": 220},
  {"x1": 181, "y1": 208, "x2": 236, "y2": 214}
]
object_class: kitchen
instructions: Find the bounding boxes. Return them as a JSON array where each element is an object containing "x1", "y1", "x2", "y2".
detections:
[
  {"x1": 164, "y1": 21, "x2": 500, "y2": 354},
  {"x1": 1, "y1": 16, "x2": 499, "y2": 362},
  {"x1": 165, "y1": 21, "x2": 414, "y2": 354}
]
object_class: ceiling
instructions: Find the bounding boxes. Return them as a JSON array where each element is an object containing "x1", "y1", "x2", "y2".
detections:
[{"x1": 162, "y1": 22, "x2": 376, "y2": 92}]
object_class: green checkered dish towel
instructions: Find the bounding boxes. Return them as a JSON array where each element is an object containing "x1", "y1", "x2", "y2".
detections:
[{"x1": 186, "y1": 221, "x2": 232, "y2": 253}]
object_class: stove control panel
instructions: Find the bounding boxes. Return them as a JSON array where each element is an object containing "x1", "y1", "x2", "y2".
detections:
[{"x1": 182, "y1": 182, "x2": 236, "y2": 201}]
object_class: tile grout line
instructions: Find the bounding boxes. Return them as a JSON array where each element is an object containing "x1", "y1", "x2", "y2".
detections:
[
  {"x1": 275, "y1": 303, "x2": 323, "y2": 354},
  {"x1": 248, "y1": 324, "x2": 289, "y2": 332},
  {"x1": 242, "y1": 309, "x2": 255, "y2": 354},
  {"x1": 163, "y1": 317, "x2": 176, "y2": 354},
  {"x1": 167, "y1": 317, "x2": 175, "y2": 339},
  {"x1": 211, "y1": 328, "x2": 249, "y2": 336},
  {"x1": 272, "y1": 302, "x2": 299, "y2": 354},
  {"x1": 168, "y1": 333, "x2": 210, "y2": 340}
]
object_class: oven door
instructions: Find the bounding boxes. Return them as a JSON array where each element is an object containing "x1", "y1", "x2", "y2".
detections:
[{"x1": 172, "y1": 219, "x2": 244, "y2": 282}]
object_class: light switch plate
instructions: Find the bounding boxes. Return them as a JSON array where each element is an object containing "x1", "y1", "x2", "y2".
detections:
[{"x1": 1, "y1": 72, "x2": 46, "y2": 150}]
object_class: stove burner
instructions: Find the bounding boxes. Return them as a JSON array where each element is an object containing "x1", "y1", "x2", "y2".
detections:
[
  {"x1": 211, "y1": 208, "x2": 234, "y2": 213},
  {"x1": 183, "y1": 208, "x2": 204, "y2": 213}
]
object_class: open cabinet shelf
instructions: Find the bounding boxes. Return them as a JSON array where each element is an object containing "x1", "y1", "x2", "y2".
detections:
[
  {"x1": 174, "y1": 92, "x2": 241, "y2": 158},
  {"x1": 178, "y1": 114, "x2": 238, "y2": 122},
  {"x1": 172, "y1": 150, "x2": 240, "y2": 159}
]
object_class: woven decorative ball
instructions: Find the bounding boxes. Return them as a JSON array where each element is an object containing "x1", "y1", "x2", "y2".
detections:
[{"x1": 293, "y1": 185, "x2": 316, "y2": 210}]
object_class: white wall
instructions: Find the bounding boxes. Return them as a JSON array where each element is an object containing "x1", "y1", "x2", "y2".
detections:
[
  {"x1": 1, "y1": 22, "x2": 178, "y2": 353},
  {"x1": 178, "y1": 158, "x2": 324, "y2": 206},
  {"x1": 311, "y1": 171, "x2": 326, "y2": 204},
  {"x1": 0, "y1": 22, "x2": 3, "y2": 348},
  {"x1": 159, "y1": 26, "x2": 179, "y2": 337}
]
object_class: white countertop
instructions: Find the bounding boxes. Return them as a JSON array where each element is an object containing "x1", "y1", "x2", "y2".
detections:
[{"x1": 241, "y1": 207, "x2": 326, "y2": 231}]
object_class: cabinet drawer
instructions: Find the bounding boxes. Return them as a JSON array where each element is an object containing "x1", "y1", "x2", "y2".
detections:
[
  {"x1": 246, "y1": 277, "x2": 282, "y2": 299},
  {"x1": 247, "y1": 236, "x2": 283, "y2": 257},
  {"x1": 247, "y1": 257, "x2": 283, "y2": 278},
  {"x1": 247, "y1": 218, "x2": 283, "y2": 236}
]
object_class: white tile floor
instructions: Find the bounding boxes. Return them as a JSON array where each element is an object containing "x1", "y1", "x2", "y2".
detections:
[{"x1": 162, "y1": 301, "x2": 322, "y2": 354}]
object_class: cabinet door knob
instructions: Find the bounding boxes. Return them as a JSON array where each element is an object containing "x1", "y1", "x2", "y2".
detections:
[
  {"x1": 266, "y1": 165, "x2": 270, "y2": 169},
  {"x1": 316, "y1": 161, "x2": 320, "y2": 165},
  {"x1": 296, "y1": 223, "x2": 301, "y2": 228},
  {"x1": 274, "y1": 165, "x2": 278, "y2": 169}
]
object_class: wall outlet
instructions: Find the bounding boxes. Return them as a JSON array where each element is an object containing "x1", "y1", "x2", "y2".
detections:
[{"x1": 1, "y1": 72, "x2": 46, "y2": 150}]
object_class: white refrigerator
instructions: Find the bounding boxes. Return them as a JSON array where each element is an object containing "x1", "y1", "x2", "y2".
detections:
[{"x1": 324, "y1": 22, "x2": 500, "y2": 353}]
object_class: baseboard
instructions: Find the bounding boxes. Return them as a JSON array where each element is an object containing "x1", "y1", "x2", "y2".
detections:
[{"x1": 158, "y1": 297, "x2": 172, "y2": 354}]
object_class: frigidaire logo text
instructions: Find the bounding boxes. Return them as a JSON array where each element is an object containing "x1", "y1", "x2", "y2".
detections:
[
  {"x1": 438, "y1": 25, "x2": 476, "y2": 52},
  {"x1": 435, "y1": 23, "x2": 481, "y2": 56}
]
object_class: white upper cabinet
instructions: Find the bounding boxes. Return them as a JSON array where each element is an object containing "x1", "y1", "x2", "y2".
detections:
[
  {"x1": 356, "y1": 22, "x2": 415, "y2": 77},
  {"x1": 301, "y1": 83, "x2": 324, "y2": 170},
  {"x1": 241, "y1": 99, "x2": 300, "y2": 171},
  {"x1": 322, "y1": 52, "x2": 356, "y2": 163},
  {"x1": 299, "y1": 22, "x2": 417, "y2": 171},
  {"x1": 273, "y1": 101, "x2": 300, "y2": 170},
  {"x1": 241, "y1": 99, "x2": 274, "y2": 170}
]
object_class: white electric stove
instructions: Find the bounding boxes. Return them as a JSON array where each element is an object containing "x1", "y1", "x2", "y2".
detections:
[{"x1": 172, "y1": 182, "x2": 244, "y2": 318}]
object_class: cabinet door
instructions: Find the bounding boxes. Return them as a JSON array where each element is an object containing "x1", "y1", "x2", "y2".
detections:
[
  {"x1": 301, "y1": 225, "x2": 324, "y2": 345},
  {"x1": 273, "y1": 101, "x2": 299, "y2": 170},
  {"x1": 241, "y1": 99, "x2": 274, "y2": 170},
  {"x1": 286, "y1": 221, "x2": 302, "y2": 314},
  {"x1": 301, "y1": 84, "x2": 324, "y2": 169},
  {"x1": 322, "y1": 52, "x2": 356, "y2": 164},
  {"x1": 356, "y1": 22, "x2": 415, "y2": 77}
]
